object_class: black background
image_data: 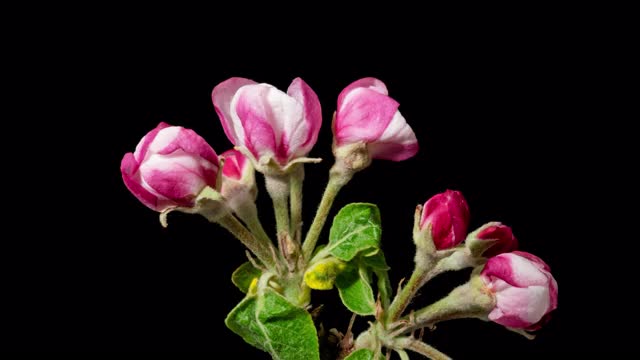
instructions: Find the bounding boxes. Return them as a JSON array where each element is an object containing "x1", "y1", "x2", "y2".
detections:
[{"x1": 4, "y1": 6, "x2": 631, "y2": 357}]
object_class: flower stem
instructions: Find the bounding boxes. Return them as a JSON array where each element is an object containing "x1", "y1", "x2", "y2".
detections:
[
  {"x1": 395, "y1": 337, "x2": 451, "y2": 360},
  {"x1": 401, "y1": 278, "x2": 495, "y2": 333},
  {"x1": 289, "y1": 165, "x2": 304, "y2": 244},
  {"x1": 386, "y1": 258, "x2": 435, "y2": 323},
  {"x1": 265, "y1": 174, "x2": 291, "y2": 241},
  {"x1": 217, "y1": 214, "x2": 275, "y2": 269},
  {"x1": 301, "y1": 166, "x2": 351, "y2": 260},
  {"x1": 234, "y1": 201, "x2": 278, "y2": 262}
]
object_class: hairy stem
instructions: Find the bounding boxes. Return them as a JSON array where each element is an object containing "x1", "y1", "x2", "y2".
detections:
[
  {"x1": 401, "y1": 278, "x2": 495, "y2": 334},
  {"x1": 301, "y1": 168, "x2": 351, "y2": 260},
  {"x1": 217, "y1": 214, "x2": 275, "y2": 269},
  {"x1": 265, "y1": 174, "x2": 291, "y2": 241},
  {"x1": 234, "y1": 201, "x2": 278, "y2": 263},
  {"x1": 386, "y1": 255, "x2": 436, "y2": 322},
  {"x1": 289, "y1": 165, "x2": 304, "y2": 244},
  {"x1": 395, "y1": 337, "x2": 451, "y2": 360}
]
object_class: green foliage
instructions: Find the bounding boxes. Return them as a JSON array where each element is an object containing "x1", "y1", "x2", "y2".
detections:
[
  {"x1": 344, "y1": 348, "x2": 385, "y2": 360},
  {"x1": 231, "y1": 262, "x2": 262, "y2": 294},
  {"x1": 336, "y1": 264, "x2": 376, "y2": 315},
  {"x1": 225, "y1": 288, "x2": 319, "y2": 360},
  {"x1": 322, "y1": 203, "x2": 392, "y2": 316},
  {"x1": 326, "y1": 203, "x2": 381, "y2": 261}
]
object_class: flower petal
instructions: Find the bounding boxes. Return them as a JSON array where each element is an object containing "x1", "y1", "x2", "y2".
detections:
[
  {"x1": 337, "y1": 77, "x2": 388, "y2": 110},
  {"x1": 335, "y1": 87, "x2": 399, "y2": 146},
  {"x1": 512, "y1": 251, "x2": 551, "y2": 272},
  {"x1": 155, "y1": 127, "x2": 219, "y2": 166},
  {"x1": 483, "y1": 253, "x2": 550, "y2": 288},
  {"x1": 121, "y1": 153, "x2": 162, "y2": 211},
  {"x1": 232, "y1": 83, "x2": 304, "y2": 165},
  {"x1": 366, "y1": 110, "x2": 418, "y2": 161},
  {"x1": 489, "y1": 282, "x2": 550, "y2": 328},
  {"x1": 133, "y1": 122, "x2": 170, "y2": 162},
  {"x1": 287, "y1": 77, "x2": 321, "y2": 157},
  {"x1": 212, "y1": 77, "x2": 256, "y2": 145},
  {"x1": 221, "y1": 149, "x2": 247, "y2": 180},
  {"x1": 139, "y1": 154, "x2": 210, "y2": 207}
]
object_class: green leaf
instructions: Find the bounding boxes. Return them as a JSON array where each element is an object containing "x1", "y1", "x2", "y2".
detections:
[
  {"x1": 344, "y1": 349, "x2": 385, "y2": 360},
  {"x1": 361, "y1": 250, "x2": 389, "y2": 271},
  {"x1": 326, "y1": 203, "x2": 381, "y2": 262},
  {"x1": 225, "y1": 288, "x2": 319, "y2": 360},
  {"x1": 231, "y1": 262, "x2": 262, "y2": 294},
  {"x1": 373, "y1": 268, "x2": 392, "y2": 310},
  {"x1": 336, "y1": 264, "x2": 376, "y2": 315}
]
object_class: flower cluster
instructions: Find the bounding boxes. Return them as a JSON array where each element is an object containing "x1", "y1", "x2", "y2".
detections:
[
  {"x1": 121, "y1": 77, "x2": 557, "y2": 359},
  {"x1": 410, "y1": 189, "x2": 557, "y2": 331}
]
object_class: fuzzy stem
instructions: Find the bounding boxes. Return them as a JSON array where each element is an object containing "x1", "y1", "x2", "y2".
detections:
[
  {"x1": 386, "y1": 254, "x2": 436, "y2": 322},
  {"x1": 217, "y1": 214, "x2": 275, "y2": 269},
  {"x1": 265, "y1": 174, "x2": 291, "y2": 241},
  {"x1": 234, "y1": 201, "x2": 278, "y2": 263},
  {"x1": 395, "y1": 338, "x2": 451, "y2": 360},
  {"x1": 301, "y1": 166, "x2": 351, "y2": 260},
  {"x1": 289, "y1": 165, "x2": 304, "y2": 244},
  {"x1": 402, "y1": 278, "x2": 495, "y2": 333}
]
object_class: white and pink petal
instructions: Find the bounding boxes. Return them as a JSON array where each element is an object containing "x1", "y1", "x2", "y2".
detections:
[{"x1": 212, "y1": 77, "x2": 257, "y2": 145}]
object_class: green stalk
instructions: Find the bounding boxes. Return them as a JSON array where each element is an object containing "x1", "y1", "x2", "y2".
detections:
[
  {"x1": 395, "y1": 338, "x2": 451, "y2": 360},
  {"x1": 217, "y1": 214, "x2": 275, "y2": 269},
  {"x1": 301, "y1": 172, "x2": 349, "y2": 260},
  {"x1": 401, "y1": 278, "x2": 495, "y2": 334},
  {"x1": 289, "y1": 165, "x2": 304, "y2": 244},
  {"x1": 265, "y1": 174, "x2": 291, "y2": 241},
  {"x1": 386, "y1": 260, "x2": 434, "y2": 323},
  {"x1": 233, "y1": 201, "x2": 278, "y2": 262}
]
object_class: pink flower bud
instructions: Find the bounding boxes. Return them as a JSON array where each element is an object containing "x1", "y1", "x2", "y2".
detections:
[
  {"x1": 480, "y1": 251, "x2": 558, "y2": 330},
  {"x1": 420, "y1": 190, "x2": 470, "y2": 250},
  {"x1": 220, "y1": 149, "x2": 257, "y2": 208},
  {"x1": 120, "y1": 122, "x2": 219, "y2": 212},
  {"x1": 467, "y1": 222, "x2": 519, "y2": 258},
  {"x1": 212, "y1": 77, "x2": 321, "y2": 169},
  {"x1": 334, "y1": 77, "x2": 418, "y2": 161}
]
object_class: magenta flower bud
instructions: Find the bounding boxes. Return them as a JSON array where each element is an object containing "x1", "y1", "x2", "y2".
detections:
[
  {"x1": 212, "y1": 77, "x2": 321, "y2": 171},
  {"x1": 221, "y1": 149, "x2": 252, "y2": 183},
  {"x1": 334, "y1": 77, "x2": 418, "y2": 162},
  {"x1": 220, "y1": 149, "x2": 257, "y2": 210},
  {"x1": 419, "y1": 190, "x2": 470, "y2": 250},
  {"x1": 467, "y1": 222, "x2": 519, "y2": 258},
  {"x1": 120, "y1": 122, "x2": 219, "y2": 212},
  {"x1": 480, "y1": 251, "x2": 558, "y2": 330}
]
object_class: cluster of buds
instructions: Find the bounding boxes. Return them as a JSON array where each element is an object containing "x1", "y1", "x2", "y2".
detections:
[
  {"x1": 403, "y1": 189, "x2": 557, "y2": 333},
  {"x1": 121, "y1": 76, "x2": 557, "y2": 359}
]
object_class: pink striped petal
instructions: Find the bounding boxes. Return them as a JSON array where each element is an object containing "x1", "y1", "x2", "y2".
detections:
[
  {"x1": 155, "y1": 127, "x2": 219, "y2": 166},
  {"x1": 335, "y1": 87, "x2": 399, "y2": 145},
  {"x1": 212, "y1": 77, "x2": 257, "y2": 145},
  {"x1": 489, "y1": 282, "x2": 550, "y2": 328},
  {"x1": 221, "y1": 149, "x2": 247, "y2": 180},
  {"x1": 121, "y1": 153, "x2": 163, "y2": 211},
  {"x1": 366, "y1": 111, "x2": 418, "y2": 161},
  {"x1": 337, "y1": 77, "x2": 388, "y2": 109},
  {"x1": 232, "y1": 83, "x2": 304, "y2": 165},
  {"x1": 484, "y1": 253, "x2": 549, "y2": 288},
  {"x1": 139, "y1": 154, "x2": 209, "y2": 207},
  {"x1": 512, "y1": 251, "x2": 551, "y2": 272},
  {"x1": 287, "y1": 77, "x2": 322, "y2": 157},
  {"x1": 133, "y1": 122, "x2": 170, "y2": 162}
]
